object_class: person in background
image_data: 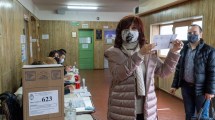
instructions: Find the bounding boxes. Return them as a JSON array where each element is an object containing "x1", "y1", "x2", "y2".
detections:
[
  {"x1": 58, "y1": 49, "x2": 72, "y2": 76},
  {"x1": 43, "y1": 57, "x2": 58, "y2": 64},
  {"x1": 48, "y1": 51, "x2": 74, "y2": 94},
  {"x1": 59, "y1": 48, "x2": 67, "y2": 55},
  {"x1": 48, "y1": 50, "x2": 60, "y2": 63},
  {"x1": 104, "y1": 15, "x2": 183, "y2": 120},
  {"x1": 58, "y1": 49, "x2": 66, "y2": 64},
  {"x1": 170, "y1": 24, "x2": 215, "y2": 120},
  {"x1": 48, "y1": 50, "x2": 59, "y2": 58}
]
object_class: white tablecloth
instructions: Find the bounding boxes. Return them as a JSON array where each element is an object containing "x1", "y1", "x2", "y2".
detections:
[{"x1": 65, "y1": 114, "x2": 94, "y2": 120}]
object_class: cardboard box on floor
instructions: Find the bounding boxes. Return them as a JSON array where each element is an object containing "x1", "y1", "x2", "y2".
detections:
[{"x1": 22, "y1": 64, "x2": 64, "y2": 120}]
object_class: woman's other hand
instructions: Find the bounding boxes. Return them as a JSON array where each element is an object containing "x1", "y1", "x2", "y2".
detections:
[{"x1": 139, "y1": 43, "x2": 156, "y2": 55}]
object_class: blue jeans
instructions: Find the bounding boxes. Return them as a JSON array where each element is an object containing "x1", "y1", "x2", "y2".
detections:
[
  {"x1": 201, "y1": 99, "x2": 210, "y2": 118},
  {"x1": 181, "y1": 82, "x2": 210, "y2": 120}
]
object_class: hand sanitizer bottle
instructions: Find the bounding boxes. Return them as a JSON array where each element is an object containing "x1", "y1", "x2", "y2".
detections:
[
  {"x1": 66, "y1": 100, "x2": 76, "y2": 120},
  {"x1": 71, "y1": 62, "x2": 77, "y2": 73}
]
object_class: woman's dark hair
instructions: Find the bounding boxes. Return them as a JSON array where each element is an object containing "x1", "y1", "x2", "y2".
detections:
[
  {"x1": 59, "y1": 49, "x2": 67, "y2": 54},
  {"x1": 114, "y1": 15, "x2": 146, "y2": 48},
  {"x1": 48, "y1": 50, "x2": 59, "y2": 57}
]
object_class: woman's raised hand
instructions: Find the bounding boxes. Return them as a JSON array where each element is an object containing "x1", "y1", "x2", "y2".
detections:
[{"x1": 170, "y1": 40, "x2": 184, "y2": 53}]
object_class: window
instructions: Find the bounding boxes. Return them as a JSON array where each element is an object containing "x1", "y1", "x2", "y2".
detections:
[
  {"x1": 192, "y1": 20, "x2": 202, "y2": 28},
  {"x1": 159, "y1": 25, "x2": 173, "y2": 56},
  {"x1": 160, "y1": 25, "x2": 173, "y2": 35},
  {"x1": 175, "y1": 26, "x2": 188, "y2": 40}
]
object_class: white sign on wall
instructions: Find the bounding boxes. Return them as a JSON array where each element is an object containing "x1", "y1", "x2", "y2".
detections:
[
  {"x1": 82, "y1": 24, "x2": 89, "y2": 28},
  {"x1": 21, "y1": 44, "x2": 26, "y2": 62},
  {"x1": 72, "y1": 32, "x2": 77, "y2": 37},
  {"x1": 20, "y1": 35, "x2": 26, "y2": 43},
  {"x1": 42, "y1": 34, "x2": 49, "y2": 40},
  {"x1": 28, "y1": 90, "x2": 59, "y2": 116},
  {"x1": 103, "y1": 26, "x2": 109, "y2": 29}
]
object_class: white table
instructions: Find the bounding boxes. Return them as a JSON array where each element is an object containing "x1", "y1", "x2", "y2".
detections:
[{"x1": 65, "y1": 114, "x2": 94, "y2": 120}]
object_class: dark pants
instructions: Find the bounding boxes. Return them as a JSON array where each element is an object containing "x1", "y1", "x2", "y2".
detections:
[
  {"x1": 181, "y1": 81, "x2": 210, "y2": 120},
  {"x1": 136, "y1": 113, "x2": 144, "y2": 120}
]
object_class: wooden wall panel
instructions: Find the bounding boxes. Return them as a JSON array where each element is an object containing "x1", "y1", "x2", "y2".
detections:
[
  {"x1": 66, "y1": 21, "x2": 79, "y2": 66},
  {"x1": 0, "y1": 0, "x2": 39, "y2": 93},
  {"x1": 39, "y1": 21, "x2": 118, "y2": 69},
  {"x1": 30, "y1": 17, "x2": 40, "y2": 62},
  {"x1": 13, "y1": 1, "x2": 23, "y2": 89},
  {"x1": 39, "y1": 21, "x2": 51, "y2": 58},
  {"x1": 0, "y1": 36, "x2": 2, "y2": 91},
  {"x1": 1, "y1": 0, "x2": 14, "y2": 93},
  {"x1": 94, "y1": 22, "x2": 104, "y2": 69},
  {"x1": 94, "y1": 34, "x2": 104, "y2": 69},
  {"x1": 139, "y1": 0, "x2": 215, "y2": 99},
  {"x1": 138, "y1": 0, "x2": 188, "y2": 15},
  {"x1": 203, "y1": 0, "x2": 215, "y2": 45}
]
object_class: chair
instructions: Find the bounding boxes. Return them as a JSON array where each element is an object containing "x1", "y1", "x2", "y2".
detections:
[{"x1": 0, "y1": 91, "x2": 23, "y2": 120}]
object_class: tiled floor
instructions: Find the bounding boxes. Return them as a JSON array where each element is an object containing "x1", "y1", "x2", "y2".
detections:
[{"x1": 80, "y1": 69, "x2": 185, "y2": 120}]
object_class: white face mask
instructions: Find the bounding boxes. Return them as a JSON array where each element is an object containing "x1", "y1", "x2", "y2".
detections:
[
  {"x1": 60, "y1": 59, "x2": 64, "y2": 64},
  {"x1": 121, "y1": 29, "x2": 139, "y2": 43}
]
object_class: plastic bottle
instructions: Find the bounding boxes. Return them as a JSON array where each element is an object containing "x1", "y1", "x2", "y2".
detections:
[
  {"x1": 73, "y1": 62, "x2": 77, "y2": 72},
  {"x1": 82, "y1": 78, "x2": 86, "y2": 89},
  {"x1": 66, "y1": 100, "x2": 76, "y2": 120},
  {"x1": 75, "y1": 69, "x2": 79, "y2": 75}
]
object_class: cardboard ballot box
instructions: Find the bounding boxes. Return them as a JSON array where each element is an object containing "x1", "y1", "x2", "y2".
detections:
[{"x1": 22, "y1": 64, "x2": 64, "y2": 120}]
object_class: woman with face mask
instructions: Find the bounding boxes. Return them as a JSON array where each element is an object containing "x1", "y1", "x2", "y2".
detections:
[{"x1": 104, "y1": 15, "x2": 183, "y2": 120}]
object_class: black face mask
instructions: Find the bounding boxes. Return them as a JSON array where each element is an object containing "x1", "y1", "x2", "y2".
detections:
[{"x1": 187, "y1": 34, "x2": 199, "y2": 43}]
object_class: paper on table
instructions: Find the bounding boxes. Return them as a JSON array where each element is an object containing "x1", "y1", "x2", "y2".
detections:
[
  {"x1": 152, "y1": 34, "x2": 177, "y2": 50},
  {"x1": 72, "y1": 88, "x2": 91, "y2": 97},
  {"x1": 64, "y1": 96, "x2": 94, "y2": 113}
]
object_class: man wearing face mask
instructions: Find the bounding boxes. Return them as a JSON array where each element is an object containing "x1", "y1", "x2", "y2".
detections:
[
  {"x1": 170, "y1": 24, "x2": 215, "y2": 120},
  {"x1": 58, "y1": 50, "x2": 65, "y2": 64},
  {"x1": 105, "y1": 15, "x2": 183, "y2": 120}
]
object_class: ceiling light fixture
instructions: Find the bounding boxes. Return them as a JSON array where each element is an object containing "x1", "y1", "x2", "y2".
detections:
[{"x1": 67, "y1": 6, "x2": 98, "y2": 10}]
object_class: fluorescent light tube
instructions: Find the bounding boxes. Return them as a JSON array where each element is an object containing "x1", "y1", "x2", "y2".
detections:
[{"x1": 67, "y1": 6, "x2": 98, "y2": 10}]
